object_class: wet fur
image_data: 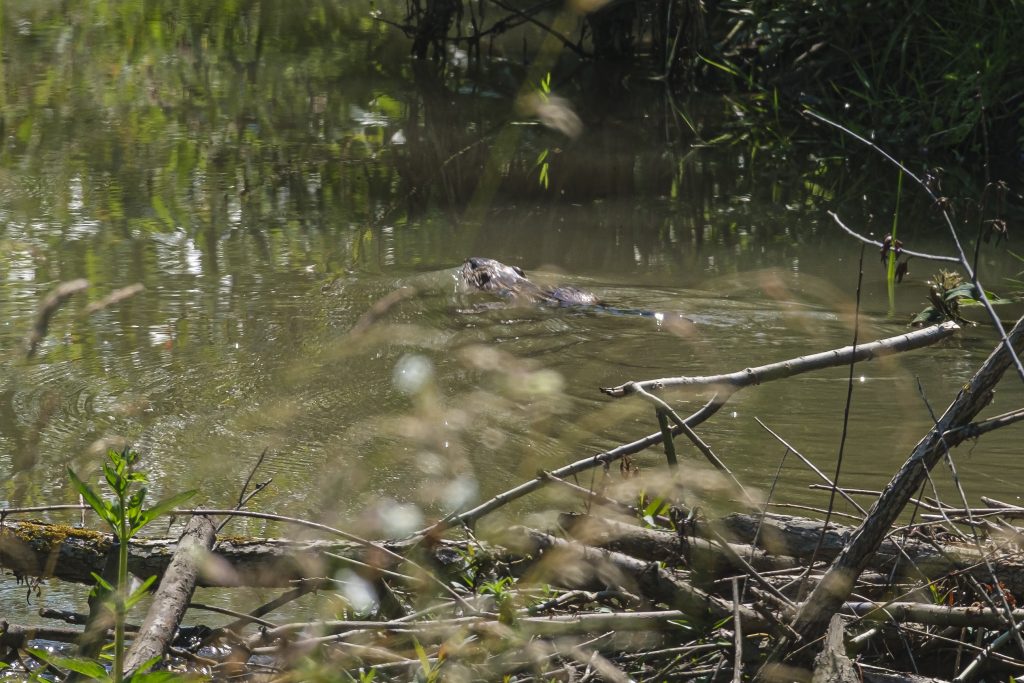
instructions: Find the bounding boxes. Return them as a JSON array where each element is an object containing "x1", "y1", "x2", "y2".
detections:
[{"x1": 459, "y1": 257, "x2": 600, "y2": 306}]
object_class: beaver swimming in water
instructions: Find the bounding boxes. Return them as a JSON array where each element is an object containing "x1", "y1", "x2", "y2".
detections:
[
  {"x1": 458, "y1": 257, "x2": 696, "y2": 326},
  {"x1": 459, "y1": 257, "x2": 602, "y2": 307}
]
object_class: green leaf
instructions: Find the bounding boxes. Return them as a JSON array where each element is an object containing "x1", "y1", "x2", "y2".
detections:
[
  {"x1": 90, "y1": 572, "x2": 115, "y2": 592},
  {"x1": 697, "y1": 54, "x2": 740, "y2": 77},
  {"x1": 129, "y1": 490, "x2": 197, "y2": 537},
  {"x1": 944, "y1": 283, "x2": 978, "y2": 301},
  {"x1": 413, "y1": 638, "x2": 430, "y2": 671},
  {"x1": 103, "y1": 462, "x2": 122, "y2": 494},
  {"x1": 28, "y1": 648, "x2": 108, "y2": 679},
  {"x1": 68, "y1": 468, "x2": 117, "y2": 529},
  {"x1": 643, "y1": 497, "x2": 665, "y2": 518},
  {"x1": 126, "y1": 575, "x2": 158, "y2": 610}
]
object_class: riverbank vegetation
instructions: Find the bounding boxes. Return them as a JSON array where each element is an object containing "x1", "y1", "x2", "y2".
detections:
[{"x1": 394, "y1": 0, "x2": 1023, "y2": 162}]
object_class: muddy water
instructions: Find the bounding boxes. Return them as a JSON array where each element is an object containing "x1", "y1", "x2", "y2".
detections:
[{"x1": 1, "y1": 0, "x2": 1021, "y2": 623}]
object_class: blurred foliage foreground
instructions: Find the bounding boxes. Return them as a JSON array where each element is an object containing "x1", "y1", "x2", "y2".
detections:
[{"x1": 2, "y1": 308, "x2": 1024, "y2": 681}]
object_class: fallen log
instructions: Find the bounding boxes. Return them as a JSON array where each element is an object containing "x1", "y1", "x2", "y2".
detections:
[
  {"x1": 124, "y1": 515, "x2": 216, "y2": 675},
  {"x1": 499, "y1": 525, "x2": 771, "y2": 631},
  {"x1": 0, "y1": 520, "x2": 466, "y2": 587},
  {"x1": 561, "y1": 512, "x2": 1024, "y2": 595}
]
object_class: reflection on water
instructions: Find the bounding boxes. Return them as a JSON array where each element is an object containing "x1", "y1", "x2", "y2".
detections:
[{"x1": 0, "y1": 1, "x2": 1021, "y2": 560}]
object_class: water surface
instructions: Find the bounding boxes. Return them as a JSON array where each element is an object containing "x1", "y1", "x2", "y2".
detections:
[{"x1": 1, "y1": 1, "x2": 1022, "y2": 623}]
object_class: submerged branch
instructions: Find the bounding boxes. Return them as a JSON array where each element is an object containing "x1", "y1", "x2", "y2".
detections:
[{"x1": 25, "y1": 279, "x2": 89, "y2": 358}]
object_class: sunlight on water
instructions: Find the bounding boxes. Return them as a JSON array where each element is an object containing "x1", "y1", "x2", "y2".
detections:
[{"x1": 0, "y1": 0, "x2": 1020, "y2": 629}]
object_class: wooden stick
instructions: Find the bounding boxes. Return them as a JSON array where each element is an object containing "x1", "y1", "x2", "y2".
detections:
[
  {"x1": 791, "y1": 314, "x2": 1024, "y2": 643},
  {"x1": 731, "y1": 577, "x2": 743, "y2": 683},
  {"x1": 601, "y1": 321, "x2": 958, "y2": 397},
  {"x1": 435, "y1": 394, "x2": 727, "y2": 531},
  {"x1": 124, "y1": 515, "x2": 216, "y2": 675}
]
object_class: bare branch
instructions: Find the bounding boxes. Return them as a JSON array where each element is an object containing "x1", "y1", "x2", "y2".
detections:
[
  {"x1": 602, "y1": 321, "x2": 959, "y2": 397},
  {"x1": 828, "y1": 211, "x2": 960, "y2": 263}
]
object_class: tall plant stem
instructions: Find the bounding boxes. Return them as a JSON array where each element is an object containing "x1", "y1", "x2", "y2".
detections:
[{"x1": 115, "y1": 498, "x2": 129, "y2": 682}]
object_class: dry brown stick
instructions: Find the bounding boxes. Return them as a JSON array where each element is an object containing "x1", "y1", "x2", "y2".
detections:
[
  {"x1": 124, "y1": 515, "x2": 216, "y2": 675},
  {"x1": 569, "y1": 643, "x2": 632, "y2": 683},
  {"x1": 705, "y1": 527, "x2": 794, "y2": 609},
  {"x1": 189, "y1": 602, "x2": 278, "y2": 629},
  {"x1": 828, "y1": 212, "x2": 960, "y2": 263},
  {"x1": 25, "y1": 279, "x2": 89, "y2": 358},
  {"x1": 900, "y1": 623, "x2": 1024, "y2": 669},
  {"x1": 731, "y1": 577, "x2": 743, "y2": 683},
  {"x1": 946, "y1": 406, "x2": 1024, "y2": 440},
  {"x1": 807, "y1": 484, "x2": 943, "y2": 511},
  {"x1": 504, "y1": 526, "x2": 771, "y2": 631},
  {"x1": 251, "y1": 608, "x2": 752, "y2": 647},
  {"x1": 764, "y1": 502, "x2": 863, "y2": 521},
  {"x1": 791, "y1": 314, "x2": 1024, "y2": 643},
  {"x1": 845, "y1": 601, "x2": 1024, "y2": 629},
  {"x1": 601, "y1": 321, "x2": 959, "y2": 397},
  {"x1": 957, "y1": 609, "x2": 1024, "y2": 677},
  {"x1": 218, "y1": 448, "x2": 272, "y2": 534}
]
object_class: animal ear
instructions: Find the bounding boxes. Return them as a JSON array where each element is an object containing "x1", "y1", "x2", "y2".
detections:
[
  {"x1": 479, "y1": 272, "x2": 491, "y2": 284},
  {"x1": 513, "y1": 266, "x2": 525, "y2": 277}
]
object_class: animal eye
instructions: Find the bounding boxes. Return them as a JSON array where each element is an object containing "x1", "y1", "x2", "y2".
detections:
[
  {"x1": 513, "y1": 266, "x2": 525, "y2": 277},
  {"x1": 479, "y1": 272, "x2": 490, "y2": 284}
]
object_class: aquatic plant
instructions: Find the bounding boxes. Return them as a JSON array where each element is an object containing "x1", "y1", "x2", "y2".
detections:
[{"x1": 63, "y1": 448, "x2": 196, "y2": 682}]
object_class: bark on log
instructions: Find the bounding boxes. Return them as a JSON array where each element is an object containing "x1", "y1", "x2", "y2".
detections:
[
  {"x1": 124, "y1": 515, "x2": 216, "y2": 675},
  {"x1": 563, "y1": 513, "x2": 1024, "y2": 595},
  {"x1": 811, "y1": 615, "x2": 859, "y2": 683},
  {"x1": 0, "y1": 520, "x2": 465, "y2": 587},
  {"x1": 500, "y1": 526, "x2": 771, "y2": 631},
  {"x1": 561, "y1": 513, "x2": 802, "y2": 574},
  {"x1": 791, "y1": 315, "x2": 1024, "y2": 644}
]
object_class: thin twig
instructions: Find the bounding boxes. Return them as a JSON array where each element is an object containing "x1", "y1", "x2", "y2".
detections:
[
  {"x1": 426, "y1": 394, "x2": 728, "y2": 532},
  {"x1": 633, "y1": 385, "x2": 754, "y2": 506},
  {"x1": 805, "y1": 108, "x2": 1024, "y2": 383},
  {"x1": 731, "y1": 577, "x2": 743, "y2": 683},
  {"x1": 174, "y1": 508, "x2": 475, "y2": 613},
  {"x1": 829, "y1": 212, "x2": 960, "y2": 263},
  {"x1": 755, "y1": 419, "x2": 867, "y2": 517}
]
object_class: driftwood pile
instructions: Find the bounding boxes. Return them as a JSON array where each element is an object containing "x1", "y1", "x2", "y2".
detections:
[{"x1": 1, "y1": 316, "x2": 1023, "y2": 681}]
